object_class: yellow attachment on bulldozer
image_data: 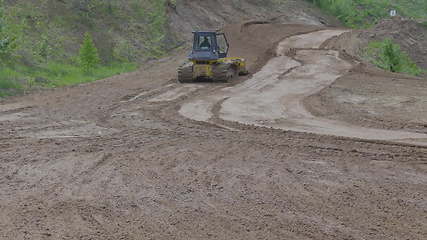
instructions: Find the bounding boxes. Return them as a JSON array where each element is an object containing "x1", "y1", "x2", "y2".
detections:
[
  {"x1": 193, "y1": 63, "x2": 213, "y2": 78},
  {"x1": 185, "y1": 57, "x2": 248, "y2": 82}
]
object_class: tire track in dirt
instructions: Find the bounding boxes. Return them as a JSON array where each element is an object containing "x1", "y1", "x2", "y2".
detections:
[{"x1": 179, "y1": 30, "x2": 427, "y2": 146}]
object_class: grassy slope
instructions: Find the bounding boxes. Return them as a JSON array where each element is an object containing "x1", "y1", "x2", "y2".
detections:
[
  {"x1": 363, "y1": 40, "x2": 424, "y2": 76},
  {"x1": 0, "y1": 0, "x2": 172, "y2": 96},
  {"x1": 308, "y1": 0, "x2": 427, "y2": 28}
]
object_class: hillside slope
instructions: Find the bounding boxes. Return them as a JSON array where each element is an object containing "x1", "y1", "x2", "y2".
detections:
[
  {"x1": 0, "y1": 0, "x2": 337, "y2": 96},
  {"x1": 307, "y1": 0, "x2": 427, "y2": 27}
]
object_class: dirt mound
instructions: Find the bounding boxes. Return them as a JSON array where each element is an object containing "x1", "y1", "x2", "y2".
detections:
[
  {"x1": 224, "y1": 23, "x2": 322, "y2": 72},
  {"x1": 324, "y1": 17, "x2": 427, "y2": 70},
  {"x1": 362, "y1": 17, "x2": 427, "y2": 69},
  {"x1": 167, "y1": 0, "x2": 340, "y2": 42},
  {"x1": 306, "y1": 67, "x2": 427, "y2": 134},
  {"x1": 306, "y1": 18, "x2": 427, "y2": 134}
]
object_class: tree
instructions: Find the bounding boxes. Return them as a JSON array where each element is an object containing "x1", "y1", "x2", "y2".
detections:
[
  {"x1": 79, "y1": 32, "x2": 100, "y2": 74},
  {"x1": 383, "y1": 39, "x2": 401, "y2": 72}
]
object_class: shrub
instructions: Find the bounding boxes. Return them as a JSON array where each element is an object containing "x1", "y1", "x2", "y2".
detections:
[
  {"x1": 79, "y1": 32, "x2": 100, "y2": 74},
  {"x1": 382, "y1": 39, "x2": 400, "y2": 72},
  {"x1": 364, "y1": 39, "x2": 424, "y2": 76}
]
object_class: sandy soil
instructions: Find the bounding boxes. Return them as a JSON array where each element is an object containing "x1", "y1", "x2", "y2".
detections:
[
  {"x1": 305, "y1": 18, "x2": 427, "y2": 134},
  {"x1": 180, "y1": 30, "x2": 427, "y2": 146},
  {"x1": 1, "y1": 23, "x2": 427, "y2": 240}
]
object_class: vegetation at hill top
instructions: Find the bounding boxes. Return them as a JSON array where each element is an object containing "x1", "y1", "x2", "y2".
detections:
[
  {"x1": 1, "y1": 0, "x2": 426, "y2": 97},
  {"x1": 363, "y1": 39, "x2": 424, "y2": 76},
  {"x1": 308, "y1": 0, "x2": 427, "y2": 28},
  {"x1": 308, "y1": 0, "x2": 427, "y2": 76},
  {"x1": 0, "y1": 0, "x2": 171, "y2": 96}
]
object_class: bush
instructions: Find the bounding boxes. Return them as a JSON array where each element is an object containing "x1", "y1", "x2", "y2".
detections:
[
  {"x1": 364, "y1": 39, "x2": 424, "y2": 76},
  {"x1": 382, "y1": 39, "x2": 400, "y2": 72},
  {"x1": 79, "y1": 32, "x2": 100, "y2": 74}
]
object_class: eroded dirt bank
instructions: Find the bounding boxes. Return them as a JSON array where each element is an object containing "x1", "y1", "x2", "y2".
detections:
[{"x1": 0, "y1": 23, "x2": 427, "y2": 240}]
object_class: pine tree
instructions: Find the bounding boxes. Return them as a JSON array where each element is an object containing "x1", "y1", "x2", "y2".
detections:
[
  {"x1": 383, "y1": 39, "x2": 401, "y2": 73},
  {"x1": 79, "y1": 32, "x2": 100, "y2": 74}
]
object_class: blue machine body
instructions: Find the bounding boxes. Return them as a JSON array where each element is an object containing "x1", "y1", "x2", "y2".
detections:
[{"x1": 188, "y1": 31, "x2": 229, "y2": 61}]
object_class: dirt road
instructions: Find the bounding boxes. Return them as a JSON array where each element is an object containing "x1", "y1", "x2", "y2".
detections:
[
  {"x1": 180, "y1": 29, "x2": 427, "y2": 146},
  {"x1": 0, "y1": 24, "x2": 426, "y2": 240}
]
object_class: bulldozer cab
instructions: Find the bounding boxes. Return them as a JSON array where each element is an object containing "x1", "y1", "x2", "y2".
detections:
[{"x1": 189, "y1": 31, "x2": 229, "y2": 61}]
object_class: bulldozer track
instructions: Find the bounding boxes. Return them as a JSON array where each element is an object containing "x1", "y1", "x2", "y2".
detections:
[
  {"x1": 177, "y1": 64, "x2": 194, "y2": 83},
  {"x1": 212, "y1": 63, "x2": 235, "y2": 82}
]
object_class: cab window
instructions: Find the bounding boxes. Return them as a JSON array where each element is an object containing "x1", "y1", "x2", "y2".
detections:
[{"x1": 196, "y1": 35, "x2": 212, "y2": 51}]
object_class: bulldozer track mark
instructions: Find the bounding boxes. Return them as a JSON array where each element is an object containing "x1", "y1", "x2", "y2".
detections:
[
  {"x1": 241, "y1": 20, "x2": 272, "y2": 32},
  {"x1": 120, "y1": 84, "x2": 176, "y2": 103},
  {"x1": 148, "y1": 84, "x2": 205, "y2": 103},
  {"x1": 0, "y1": 103, "x2": 34, "y2": 113}
]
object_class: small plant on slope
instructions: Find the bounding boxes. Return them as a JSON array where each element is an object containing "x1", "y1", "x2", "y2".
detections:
[
  {"x1": 364, "y1": 39, "x2": 424, "y2": 76},
  {"x1": 383, "y1": 39, "x2": 401, "y2": 72},
  {"x1": 79, "y1": 32, "x2": 100, "y2": 74}
]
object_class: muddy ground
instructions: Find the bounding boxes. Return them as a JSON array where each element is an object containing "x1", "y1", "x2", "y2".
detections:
[
  {"x1": 1, "y1": 22, "x2": 427, "y2": 240},
  {"x1": 306, "y1": 18, "x2": 427, "y2": 134}
]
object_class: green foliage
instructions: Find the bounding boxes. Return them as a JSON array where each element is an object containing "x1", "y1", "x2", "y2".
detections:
[
  {"x1": 79, "y1": 32, "x2": 100, "y2": 74},
  {"x1": 0, "y1": 67, "x2": 24, "y2": 97},
  {"x1": 364, "y1": 39, "x2": 424, "y2": 76},
  {"x1": 0, "y1": 61, "x2": 137, "y2": 97},
  {"x1": 0, "y1": 68, "x2": 23, "y2": 88},
  {"x1": 35, "y1": 61, "x2": 137, "y2": 87},
  {"x1": 382, "y1": 39, "x2": 400, "y2": 72},
  {"x1": 0, "y1": 0, "x2": 172, "y2": 97},
  {"x1": 36, "y1": 35, "x2": 50, "y2": 62},
  {"x1": 0, "y1": 2, "x2": 17, "y2": 61},
  {"x1": 307, "y1": 0, "x2": 427, "y2": 28}
]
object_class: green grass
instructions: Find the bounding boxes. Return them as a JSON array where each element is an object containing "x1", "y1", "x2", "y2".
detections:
[
  {"x1": 363, "y1": 39, "x2": 424, "y2": 76},
  {"x1": 0, "y1": 68, "x2": 24, "y2": 97},
  {"x1": 0, "y1": 0, "x2": 170, "y2": 97},
  {"x1": 0, "y1": 61, "x2": 137, "y2": 97},
  {"x1": 36, "y1": 62, "x2": 137, "y2": 87}
]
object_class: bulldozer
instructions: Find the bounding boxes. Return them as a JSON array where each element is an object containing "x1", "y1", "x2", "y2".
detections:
[{"x1": 178, "y1": 31, "x2": 248, "y2": 83}]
